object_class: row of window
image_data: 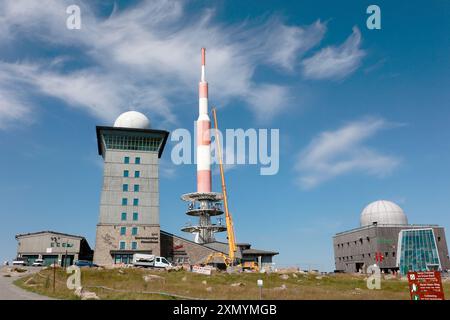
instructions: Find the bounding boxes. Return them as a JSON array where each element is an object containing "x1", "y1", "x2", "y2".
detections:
[
  {"x1": 337, "y1": 237, "x2": 370, "y2": 248},
  {"x1": 337, "y1": 252, "x2": 396, "y2": 261},
  {"x1": 123, "y1": 170, "x2": 140, "y2": 178},
  {"x1": 104, "y1": 134, "x2": 161, "y2": 152},
  {"x1": 124, "y1": 156, "x2": 140, "y2": 164},
  {"x1": 120, "y1": 226, "x2": 139, "y2": 236},
  {"x1": 122, "y1": 198, "x2": 139, "y2": 206},
  {"x1": 119, "y1": 241, "x2": 138, "y2": 250},
  {"x1": 121, "y1": 212, "x2": 139, "y2": 221},
  {"x1": 123, "y1": 184, "x2": 140, "y2": 192}
]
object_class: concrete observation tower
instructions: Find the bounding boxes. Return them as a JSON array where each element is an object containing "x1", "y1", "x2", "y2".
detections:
[{"x1": 181, "y1": 48, "x2": 226, "y2": 244}]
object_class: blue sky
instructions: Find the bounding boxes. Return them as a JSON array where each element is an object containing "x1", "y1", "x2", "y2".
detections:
[{"x1": 0, "y1": 0, "x2": 449, "y2": 271}]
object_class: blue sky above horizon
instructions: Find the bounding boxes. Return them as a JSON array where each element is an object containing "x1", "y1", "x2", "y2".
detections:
[{"x1": 1, "y1": 0, "x2": 449, "y2": 271}]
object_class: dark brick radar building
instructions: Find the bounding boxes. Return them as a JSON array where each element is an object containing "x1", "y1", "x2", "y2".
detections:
[{"x1": 333, "y1": 200, "x2": 450, "y2": 274}]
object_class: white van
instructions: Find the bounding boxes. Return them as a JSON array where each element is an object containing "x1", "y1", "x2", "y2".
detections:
[{"x1": 132, "y1": 254, "x2": 172, "y2": 268}]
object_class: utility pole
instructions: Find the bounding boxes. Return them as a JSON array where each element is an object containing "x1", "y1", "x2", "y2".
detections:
[{"x1": 53, "y1": 259, "x2": 56, "y2": 293}]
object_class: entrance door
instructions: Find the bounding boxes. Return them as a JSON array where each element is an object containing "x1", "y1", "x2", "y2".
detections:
[
  {"x1": 42, "y1": 255, "x2": 58, "y2": 266},
  {"x1": 61, "y1": 255, "x2": 74, "y2": 267},
  {"x1": 355, "y1": 262, "x2": 364, "y2": 273}
]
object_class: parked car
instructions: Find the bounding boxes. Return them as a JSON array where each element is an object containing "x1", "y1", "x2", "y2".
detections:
[
  {"x1": 32, "y1": 259, "x2": 44, "y2": 267},
  {"x1": 74, "y1": 260, "x2": 98, "y2": 267},
  {"x1": 12, "y1": 257, "x2": 28, "y2": 266}
]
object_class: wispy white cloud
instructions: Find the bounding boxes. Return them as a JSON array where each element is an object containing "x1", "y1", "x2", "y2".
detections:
[
  {"x1": 301, "y1": 26, "x2": 365, "y2": 80},
  {"x1": 295, "y1": 117, "x2": 401, "y2": 189},
  {"x1": 0, "y1": 0, "x2": 329, "y2": 128}
]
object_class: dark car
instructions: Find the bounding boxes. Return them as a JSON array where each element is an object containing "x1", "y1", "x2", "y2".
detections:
[{"x1": 74, "y1": 260, "x2": 98, "y2": 267}]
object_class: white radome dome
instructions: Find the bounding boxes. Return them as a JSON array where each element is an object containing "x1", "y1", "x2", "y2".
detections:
[
  {"x1": 113, "y1": 111, "x2": 150, "y2": 129},
  {"x1": 360, "y1": 200, "x2": 408, "y2": 227}
]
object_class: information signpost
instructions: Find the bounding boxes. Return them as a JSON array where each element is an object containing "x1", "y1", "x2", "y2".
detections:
[{"x1": 407, "y1": 271, "x2": 445, "y2": 301}]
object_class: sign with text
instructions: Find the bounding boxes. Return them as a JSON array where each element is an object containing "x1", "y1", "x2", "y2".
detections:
[
  {"x1": 192, "y1": 265, "x2": 213, "y2": 275},
  {"x1": 407, "y1": 271, "x2": 445, "y2": 300}
]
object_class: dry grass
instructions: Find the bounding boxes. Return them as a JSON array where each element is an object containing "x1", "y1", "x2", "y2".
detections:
[{"x1": 14, "y1": 268, "x2": 450, "y2": 300}]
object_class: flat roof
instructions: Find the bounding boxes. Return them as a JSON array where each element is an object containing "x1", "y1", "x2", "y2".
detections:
[
  {"x1": 333, "y1": 224, "x2": 442, "y2": 237},
  {"x1": 96, "y1": 126, "x2": 169, "y2": 158},
  {"x1": 242, "y1": 249, "x2": 279, "y2": 256}
]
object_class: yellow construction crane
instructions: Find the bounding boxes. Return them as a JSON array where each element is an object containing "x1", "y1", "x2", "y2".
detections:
[{"x1": 212, "y1": 107, "x2": 237, "y2": 263}]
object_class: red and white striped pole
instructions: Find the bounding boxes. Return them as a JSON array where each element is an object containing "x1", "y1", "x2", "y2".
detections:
[{"x1": 197, "y1": 48, "x2": 212, "y2": 193}]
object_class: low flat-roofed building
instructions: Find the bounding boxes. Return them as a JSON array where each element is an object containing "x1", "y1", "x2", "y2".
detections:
[
  {"x1": 15, "y1": 231, "x2": 93, "y2": 266},
  {"x1": 161, "y1": 231, "x2": 278, "y2": 269}
]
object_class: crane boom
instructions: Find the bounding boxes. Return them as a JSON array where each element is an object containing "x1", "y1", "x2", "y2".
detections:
[{"x1": 212, "y1": 108, "x2": 237, "y2": 263}]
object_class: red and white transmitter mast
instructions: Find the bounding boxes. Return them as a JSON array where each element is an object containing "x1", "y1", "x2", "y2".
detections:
[
  {"x1": 197, "y1": 48, "x2": 212, "y2": 193},
  {"x1": 181, "y1": 48, "x2": 226, "y2": 244}
]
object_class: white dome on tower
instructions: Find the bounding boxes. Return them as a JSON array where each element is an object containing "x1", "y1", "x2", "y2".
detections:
[
  {"x1": 360, "y1": 200, "x2": 408, "y2": 227},
  {"x1": 113, "y1": 111, "x2": 150, "y2": 129}
]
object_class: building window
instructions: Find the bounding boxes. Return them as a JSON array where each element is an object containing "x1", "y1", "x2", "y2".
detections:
[
  {"x1": 119, "y1": 241, "x2": 126, "y2": 250},
  {"x1": 133, "y1": 198, "x2": 139, "y2": 206},
  {"x1": 123, "y1": 184, "x2": 128, "y2": 192},
  {"x1": 135, "y1": 157, "x2": 141, "y2": 164},
  {"x1": 385, "y1": 252, "x2": 389, "y2": 257},
  {"x1": 121, "y1": 212, "x2": 127, "y2": 221},
  {"x1": 132, "y1": 227, "x2": 138, "y2": 236},
  {"x1": 123, "y1": 170, "x2": 129, "y2": 177},
  {"x1": 134, "y1": 184, "x2": 140, "y2": 192},
  {"x1": 124, "y1": 156, "x2": 130, "y2": 164},
  {"x1": 393, "y1": 252, "x2": 396, "y2": 257},
  {"x1": 120, "y1": 227, "x2": 126, "y2": 236},
  {"x1": 438, "y1": 236, "x2": 441, "y2": 242},
  {"x1": 122, "y1": 198, "x2": 128, "y2": 206},
  {"x1": 133, "y1": 212, "x2": 138, "y2": 221},
  {"x1": 131, "y1": 242, "x2": 137, "y2": 250},
  {"x1": 134, "y1": 171, "x2": 140, "y2": 178}
]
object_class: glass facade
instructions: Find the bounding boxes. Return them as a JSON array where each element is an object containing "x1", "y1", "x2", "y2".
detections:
[
  {"x1": 397, "y1": 228, "x2": 441, "y2": 275},
  {"x1": 103, "y1": 134, "x2": 162, "y2": 152},
  {"x1": 114, "y1": 254, "x2": 132, "y2": 264}
]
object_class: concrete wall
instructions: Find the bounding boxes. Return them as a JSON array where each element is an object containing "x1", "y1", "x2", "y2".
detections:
[
  {"x1": 94, "y1": 224, "x2": 160, "y2": 265},
  {"x1": 17, "y1": 233, "x2": 82, "y2": 255},
  {"x1": 94, "y1": 147, "x2": 162, "y2": 266},
  {"x1": 98, "y1": 150, "x2": 160, "y2": 225}
]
